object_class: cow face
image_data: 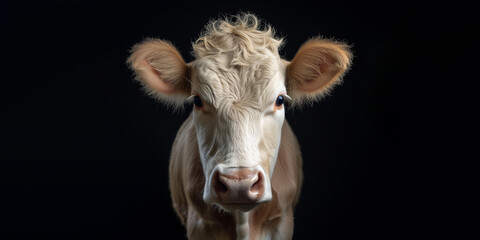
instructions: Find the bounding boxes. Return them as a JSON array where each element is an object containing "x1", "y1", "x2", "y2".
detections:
[
  {"x1": 190, "y1": 52, "x2": 286, "y2": 211},
  {"x1": 127, "y1": 15, "x2": 351, "y2": 213}
]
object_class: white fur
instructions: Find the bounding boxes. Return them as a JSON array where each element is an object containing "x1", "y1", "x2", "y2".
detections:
[
  {"x1": 127, "y1": 12, "x2": 352, "y2": 240},
  {"x1": 192, "y1": 54, "x2": 286, "y2": 209}
]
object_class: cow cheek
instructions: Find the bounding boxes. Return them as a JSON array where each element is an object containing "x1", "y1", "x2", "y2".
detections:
[
  {"x1": 259, "y1": 117, "x2": 283, "y2": 177},
  {"x1": 193, "y1": 114, "x2": 217, "y2": 175}
]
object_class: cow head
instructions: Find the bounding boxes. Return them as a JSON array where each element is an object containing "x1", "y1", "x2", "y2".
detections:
[{"x1": 127, "y1": 14, "x2": 352, "y2": 212}]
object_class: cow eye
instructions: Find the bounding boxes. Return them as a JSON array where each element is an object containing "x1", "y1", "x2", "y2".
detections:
[
  {"x1": 193, "y1": 96, "x2": 203, "y2": 107},
  {"x1": 275, "y1": 95, "x2": 284, "y2": 106}
]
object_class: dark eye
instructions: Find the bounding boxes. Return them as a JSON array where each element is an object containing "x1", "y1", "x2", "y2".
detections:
[
  {"x1": 275, "y1": 95, "x2": 284, "y2": 106},
  {"x1": 193, "y1": 96, "x2": 203, "y2": 107}
]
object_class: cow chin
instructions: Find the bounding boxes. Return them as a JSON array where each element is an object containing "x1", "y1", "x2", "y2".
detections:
[{"x1": 203, "y1": 165, "x2": 273, "y2": 213}]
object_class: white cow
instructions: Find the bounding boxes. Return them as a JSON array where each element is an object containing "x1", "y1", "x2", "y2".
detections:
[{"x1": 128, "y1": 13, "x2": 352, "y2": 240}]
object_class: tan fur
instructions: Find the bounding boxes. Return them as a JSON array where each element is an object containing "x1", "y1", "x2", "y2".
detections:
[
  {"x1": 127, "y1": 39, "x2": 191, "y2": 109},
  {"x1": 287, "y1": 37, "x2": 352, "y2": 106},
  {"x1": 127, "y1": 13, "x2": 352, "y2": 240}
]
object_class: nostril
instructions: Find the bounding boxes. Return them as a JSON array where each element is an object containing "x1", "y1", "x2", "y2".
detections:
[
  {"x1": 213, "y1": 171, "x2": 228, "y2": 194},
  {"x1": 249, "y1": 172, "x2": 263, "y2": 193}
]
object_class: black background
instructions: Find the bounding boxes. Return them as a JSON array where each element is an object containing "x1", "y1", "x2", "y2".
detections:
[{"x1": 1, "y1": 0, "x2": 478, "y2": 239}]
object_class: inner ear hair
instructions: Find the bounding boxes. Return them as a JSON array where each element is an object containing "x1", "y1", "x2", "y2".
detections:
[
  {"x1": 286, "y1": 37, "x2": 352, "y2": 106},
  {"x1": 127, "y1": 38, "x2": 192, "y2": 109}
]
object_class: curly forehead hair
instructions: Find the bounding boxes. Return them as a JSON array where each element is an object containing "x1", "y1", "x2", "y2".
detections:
[{"x1": 192, "y1": 13, "x2": 284, "y2": 63}]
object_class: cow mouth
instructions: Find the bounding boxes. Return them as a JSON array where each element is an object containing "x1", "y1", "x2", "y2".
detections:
[
  {"x1": 216, "y1": 201, "x2": 267, "y2": 212},
  {"x1": 215, "y1": 197, "x2": 272, "y2": 212}
]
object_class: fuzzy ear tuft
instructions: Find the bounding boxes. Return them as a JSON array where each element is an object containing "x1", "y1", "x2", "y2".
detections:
[
  {"x1": 127, "y1": 39, "x2": 191, "y2": 108},
  {"x1": 286, "y1": 37, "x2": 352, "y2": 106}
]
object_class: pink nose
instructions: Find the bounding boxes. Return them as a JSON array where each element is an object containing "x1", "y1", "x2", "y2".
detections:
[{"x1": 212, "y1": 168, "x2": 265, "y2": 204}]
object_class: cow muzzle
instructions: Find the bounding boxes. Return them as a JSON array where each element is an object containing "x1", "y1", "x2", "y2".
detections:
[{"x1": 209, "y1": 166, "x2": 271, "y2": 212}]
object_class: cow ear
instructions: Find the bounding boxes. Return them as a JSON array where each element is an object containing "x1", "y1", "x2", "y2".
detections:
[
  {"x1": 286, "y1": 37, "x2": 352, "y2": 106},
  {"x1": 127, "y1": 39, "x2": 190, "y2": 108}
]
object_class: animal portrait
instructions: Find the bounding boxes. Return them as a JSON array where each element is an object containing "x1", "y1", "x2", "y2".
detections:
[
  {"x1": 2, "y1": 2, "x2": 475, "y2": 240},
  {"x1": 127, "y1": 13, "x2": 352, "y2": 239}
]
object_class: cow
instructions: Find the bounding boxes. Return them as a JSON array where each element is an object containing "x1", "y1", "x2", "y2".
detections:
[{"x1": 127, "y1": 13, "x2": 352, "y2": 240}]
